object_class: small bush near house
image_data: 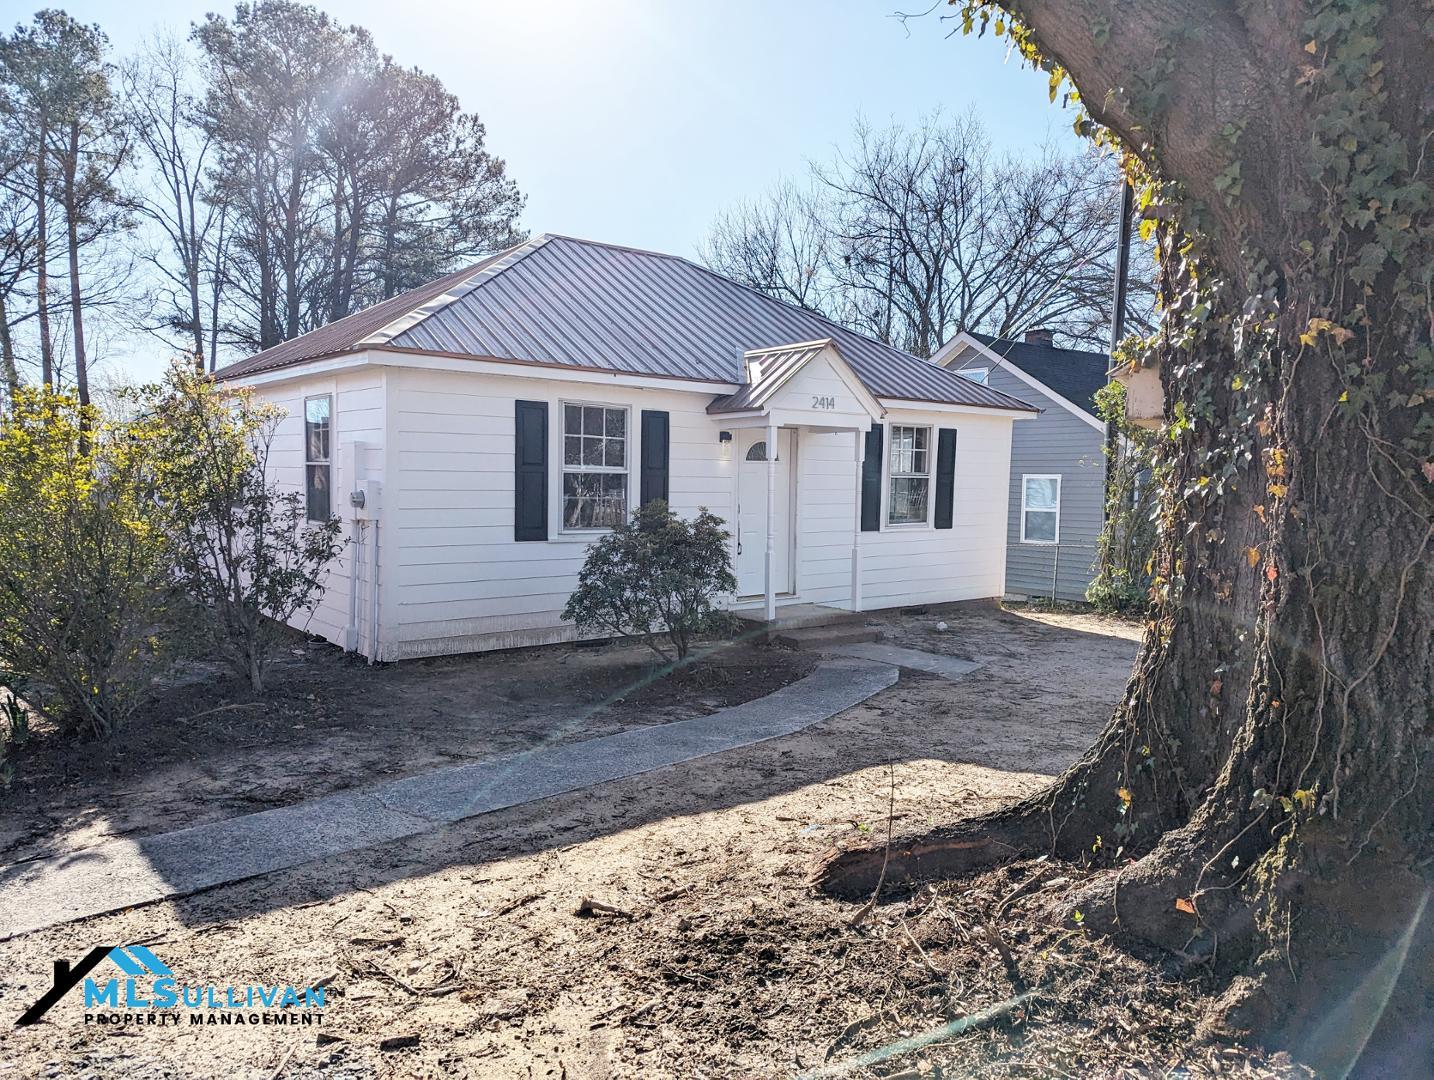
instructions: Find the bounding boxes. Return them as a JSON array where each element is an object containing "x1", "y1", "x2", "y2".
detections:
[
  {"x1": 1086, "y1": 379, "x2": 1159, "y2": 615},
  {"x1": 0, "y1": 390, "x2": 176, "y2": 737},
  {"x1": 563, "y1": 500, "x2": 736, "y2": 663},
  {"x1": 143, "y1": 366, "x2": 344, "y2": 693}
]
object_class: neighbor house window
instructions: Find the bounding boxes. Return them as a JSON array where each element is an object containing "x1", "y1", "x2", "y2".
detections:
[
  {"x1": 562, "y1": 403, "x2": 628, "y2": 529},
  {"x1": 887, "y1": 424, "x2": 931, "y2": 525},
  {"x1": 1021, "y1": 474, "x2": 1061, "y2": 543},
  {"x1": 304, "y1": 394, "x2": 331, "y2": 522},
  {"x1": 960, "y1": 367, "x2": 990, "y2": 385}
]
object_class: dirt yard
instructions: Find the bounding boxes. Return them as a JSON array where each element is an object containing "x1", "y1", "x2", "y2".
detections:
[
  {"x1": 0, "y1": 606, "x2": 1303, "y2": 1078},
  {"x1": 0, "y1": 634, "x2": 814, "y2": 865}
]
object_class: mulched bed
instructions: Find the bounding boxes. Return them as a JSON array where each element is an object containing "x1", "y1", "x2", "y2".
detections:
[{"x1": 593, "y1": 642, "x2": 818, "y2": 719}]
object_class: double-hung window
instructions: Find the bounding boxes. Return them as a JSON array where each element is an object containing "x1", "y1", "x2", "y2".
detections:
[
  {"x1": 304, "y1": 394, "x2": 332, "y2": 522},
  {"x1": 1020, "y1": 474, "x2": 1061, "y2": 543},
  {"x1": 887, "y1": 424, "x2": 931, "y2": 525},
  {"x1": 562, "y1": 403, "x2": 628, "y2": 529}
]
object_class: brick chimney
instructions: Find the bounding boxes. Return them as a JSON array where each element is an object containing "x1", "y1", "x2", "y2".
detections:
[{"x1": 1024, "y1": 328, "x2": 1055, "y2": 347}]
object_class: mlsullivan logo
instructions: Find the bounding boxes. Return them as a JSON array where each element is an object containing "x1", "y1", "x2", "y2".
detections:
[{"x1": 16, "y1": 945, "x2": 326, "y2": 1027}]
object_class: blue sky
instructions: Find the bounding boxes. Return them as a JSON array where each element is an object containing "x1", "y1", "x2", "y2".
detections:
[{"x1": 4, "y1": 0, "x2": 1086, "y2": 380}]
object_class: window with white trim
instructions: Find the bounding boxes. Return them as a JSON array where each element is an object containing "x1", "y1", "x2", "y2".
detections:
[
  {"x1": 1020, "y1": 474, "x2": 1061, "y2": 543},
  {"x1": 562, "y1": 402, "x2": 628, "y2": 529},
  {"x1": 304, "y1": 394, "x2": 331, "y2": 522},
  {"x1": 887, "y1": 424, "x2": 931, "y2": 525},
  {"x1": 960, "y1": 366, "x2": 990, "y2": 385}
]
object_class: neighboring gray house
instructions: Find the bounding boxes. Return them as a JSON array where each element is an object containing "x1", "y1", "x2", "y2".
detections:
[{"x1": 930, "y1": 329, "x2": 1110, "y2": 602}]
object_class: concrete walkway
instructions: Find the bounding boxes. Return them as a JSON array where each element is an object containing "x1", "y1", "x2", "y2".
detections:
[
  {"x1": 0, "y1": 658, "x2": 896, "y2": 939},
  {"x1": 830, "y1": 641, "x2": 983, "y2": 681}
]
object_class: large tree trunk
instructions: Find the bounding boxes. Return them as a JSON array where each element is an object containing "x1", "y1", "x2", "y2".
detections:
[
  {"x1": 62, "y1": 121, "x2": 89, "y2": 410},
  {"x1": 185, "y1": 186, "x2": 205, "y2": 372},
  {"x1": 34, "y1": 114, "x2": 53, "y2": 389},
  {"x1": 819, "y1": 1, "x2": 1433, "y2": 1069},
  {"x1": 0, "y1": 290, "x2": 19, "y2": 402}
]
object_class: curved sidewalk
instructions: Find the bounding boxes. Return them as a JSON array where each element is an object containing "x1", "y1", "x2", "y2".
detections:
[{"x1": 0, "y1": 657, "x2": 897, "y2": 939}]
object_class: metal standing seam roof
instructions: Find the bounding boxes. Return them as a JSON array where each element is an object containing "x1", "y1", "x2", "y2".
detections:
[
  {"x1": 706, "y1": 341, "x2": 831, "y2": 414},
  {"x1": 214, "y1": 234, "x2": 1038, "y2": 414},
  {"x1": 211, "y1": 243, "x2": 526, "y2": 381}
]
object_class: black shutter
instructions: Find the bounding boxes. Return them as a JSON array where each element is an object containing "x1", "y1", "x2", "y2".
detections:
[
  {"x1": 934, "y1": 427, "x2": 957, "y2": 529},
  {"x1": 639, "y1": 410, "x2": 670, "y2": 506},
  {"x1": 514, "y1": 399, "x2": 547, "y2": 541},
  {"x1": 860, "y1": 423, "x2": 883, "y2": 532}
]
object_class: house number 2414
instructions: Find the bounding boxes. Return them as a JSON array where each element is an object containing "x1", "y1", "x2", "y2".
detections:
[{"x1": 811, "y1": 394, "x2": 836, "y2": 410}]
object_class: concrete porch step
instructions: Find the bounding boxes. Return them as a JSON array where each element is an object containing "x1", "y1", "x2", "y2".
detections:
[
  {"x1": 733, "y1": 602, "x2": 866, "y2": 632},
  {"x1": 773, "y1": 624, "x2": 883, "y2": 650}
]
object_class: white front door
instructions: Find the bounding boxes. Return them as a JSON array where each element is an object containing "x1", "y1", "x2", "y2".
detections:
[{"x1": 736, "y1": 429, "x2": 793, "y2": 598}]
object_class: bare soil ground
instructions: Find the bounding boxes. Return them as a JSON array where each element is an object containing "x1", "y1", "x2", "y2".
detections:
[
  {"x1": 0, "y1": 607, "x2": 1307, "y2": 1078},
  {"x1": 0, "y1": 634, "x2": 814, "y2": 865}
]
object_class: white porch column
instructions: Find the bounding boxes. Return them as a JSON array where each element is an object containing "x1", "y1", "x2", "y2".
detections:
[
  {"x1": 764, "y1": 422, "x2": 777, "y2": 621},
  {"x1": 850, "y1": 428, "x2": 864, "y2": 613}
]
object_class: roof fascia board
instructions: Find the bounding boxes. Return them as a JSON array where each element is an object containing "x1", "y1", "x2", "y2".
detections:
[
  {"x1": 224, "y1": 352, "x2": 372, "y2": 388},
  {"x1": 372, "y1": 348, "x2": 739, "y2": 394},
  {"x1": 877, "y1": 396, "x2": 1040, "y2": 420},
  {"x1": 935, "y1": 332, "x2": 1105, "y2": 433}
]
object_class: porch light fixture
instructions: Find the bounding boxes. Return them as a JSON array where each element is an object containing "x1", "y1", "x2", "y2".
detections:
[{"x1": 718, "y1": 430, "x2": 732, "y2": 443}]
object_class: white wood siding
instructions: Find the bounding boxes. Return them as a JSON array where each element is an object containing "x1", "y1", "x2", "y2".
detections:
[
  {"x1": 241, "y1": 366, "x2": 388, "y2": 652},
  {"x1": 387, "y1": 367, "x2": 735, "y2": 658},
  {"x1": 245, "y1": 358, "x2": 1016, "y2": 659},
  {"x1": 793, "y1": 410, "x2": 1011, "y2": 610}
]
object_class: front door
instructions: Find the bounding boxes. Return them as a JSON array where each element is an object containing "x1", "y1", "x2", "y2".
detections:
[{"x1": 736, "y1": 428, "x2": 793, "y2": 598}]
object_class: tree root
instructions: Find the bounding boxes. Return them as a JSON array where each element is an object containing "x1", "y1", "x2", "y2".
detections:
[{"x1": 811, "y1": 829, "x2": 1025, "y2": 899}]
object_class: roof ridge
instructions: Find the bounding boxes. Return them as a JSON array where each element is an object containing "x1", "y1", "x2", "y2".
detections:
[
  {"x1": 743, "y1": 337, "x2": 834, "y2": 356},
  {"x1": 537, "y1": 237, "x2": 1036, "y2": 413},
  {"x1": 358, "y1": 235, "x2": 550, "y2": 348},
  {"x1": 971, "y1": 330, "x2": 1109, "y2": 361},
  {"x1": 538, "y1": 235, "x2": 937, "y2": 371}
]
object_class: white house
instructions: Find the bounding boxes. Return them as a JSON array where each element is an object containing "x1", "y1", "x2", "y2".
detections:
[{"x1": 214, "y1": 235, "x2": 1038, "y2": 660}]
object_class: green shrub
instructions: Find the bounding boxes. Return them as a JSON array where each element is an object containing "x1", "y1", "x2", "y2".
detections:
[
  {"x1": 562, "y1": 500, "x2": 736, "y2": 662},
  {"x1": 0, "y1": 390, "x2": 175, "y2": 736},
  {"x1": 142, "y1": 366, "x2": 343, "y2": 692}
]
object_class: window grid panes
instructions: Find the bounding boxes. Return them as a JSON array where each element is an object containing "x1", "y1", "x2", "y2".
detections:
[
  {"x1": 304, "y1": 395, "x2": 331, "y2": 523},
  {"x1": 1022, "y1": 475, "x2": 1060, "y2": 543},
  {"x1": 887, "y1": 425, "x2": 931, "y2": 525},
  {"x1": 562, "y1": 403, "x2": 628, "y2": 529}
]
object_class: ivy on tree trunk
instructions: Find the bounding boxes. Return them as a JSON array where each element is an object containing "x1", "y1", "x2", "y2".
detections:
[{"x1": 819, "y1": 0, "x2": 1433, "y2": 1069}]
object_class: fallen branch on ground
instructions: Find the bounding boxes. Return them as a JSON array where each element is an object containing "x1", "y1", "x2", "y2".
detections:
[{"x1": 574, "y1": 896, "x2": 633, "y2": 919}]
